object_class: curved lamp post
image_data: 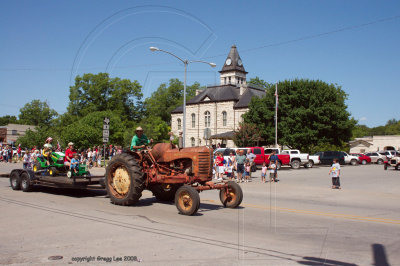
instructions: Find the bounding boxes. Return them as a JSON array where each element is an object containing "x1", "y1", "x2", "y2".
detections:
[{"x1": 149, "y1": 46, "x2": 216, "y2": 147}]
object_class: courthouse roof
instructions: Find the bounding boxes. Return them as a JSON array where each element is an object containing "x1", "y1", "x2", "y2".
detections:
[
  {"x1": 171, "y1": 84, "x2": 266, "y2": 114},
  {"x1": 219, "y1": 45, "x2": 247, "y2": 74}
]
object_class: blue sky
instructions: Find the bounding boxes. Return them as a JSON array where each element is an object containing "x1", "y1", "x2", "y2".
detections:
[{"x1": 1, "y1": 0, "x2": 399, "y2": 127}]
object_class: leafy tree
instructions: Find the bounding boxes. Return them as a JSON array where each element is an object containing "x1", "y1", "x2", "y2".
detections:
[
  {"x1": 18, "y1": 100, "x2": 58, "y2": 126},
  {"x1": 61, "y1": 111, "x2": 125, "y2": 149},
  {"x1": 16, "y1": 126, "x2": 59, "y2": 149},
  {"x1": 247, "y1": 77, "x2": 272, "y2": 90},
  {"x1": 233, "y1": 122, "x2": 263, "y2": 147},
  {"x1": 0, "y1": 115, "x2": 18, "y2": 126},
  {"x1": 244, "y1": 79, "x2": 355, "y2": 153},
  {"x1": 143, "y1": 79, "x2": 202, "y2": 124},
  {"x1": 68, "y1": 73, "x2": 144, "y2": 122}
]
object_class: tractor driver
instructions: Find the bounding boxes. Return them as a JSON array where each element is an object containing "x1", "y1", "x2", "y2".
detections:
[
  {"x1": 130, "y1": 127, "x2": 153, "y2": 151},
  {"x1": 43, "y1": 137, "x2": 53, "y2": 166}
]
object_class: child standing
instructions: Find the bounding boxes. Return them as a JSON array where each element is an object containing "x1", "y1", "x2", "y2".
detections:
[
  {"x1": 329, "y1": 158, "x2": 341, "y2": 189},
  {"x1": 261, "y1": 162, "x2": 268, "y2": 183},
  {"x1": 23, "y1": 150, "x2": 31, "y2": 169},
  {"x1": 269, "y1": 160, "x2": 277, "y2": 182},
  {"x1": 226, "y1": 159, "x2": 233, "y2": 180},
  {"x1": 244, "y1": 162, "x2": 251, "y2": 182}
]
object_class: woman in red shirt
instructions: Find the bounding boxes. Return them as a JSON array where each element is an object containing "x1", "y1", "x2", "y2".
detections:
[{"x1": 216, "y1": 152, "x2": 225, "y2": 181}]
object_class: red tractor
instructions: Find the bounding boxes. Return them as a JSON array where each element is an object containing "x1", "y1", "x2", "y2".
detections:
[{"x1": 105, "y1": 143, "x2": 243, "y2": 215}]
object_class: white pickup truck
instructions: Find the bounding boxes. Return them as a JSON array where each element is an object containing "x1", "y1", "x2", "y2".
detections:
[
  {"x1": 342, "y1": 152, "x2": 359, "y2": 165},
  {"x1": 281, "y1": 149, "x2": 310, "y2": 169}
]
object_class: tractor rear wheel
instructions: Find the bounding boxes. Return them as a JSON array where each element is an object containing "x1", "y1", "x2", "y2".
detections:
[
  {"x1": 10, "y1": 172, "x2": 21, "y2": 190},
  {"x1": 105, "y1": 153, "x2": 145, "y2": 206},
  {"x1": 220, "y1": 181, "x2": 243, "y2": 208},
  {"x1": 151, "y1": 184, "x2": 180, "y2": 201},
  {"x1": 175, "y1": 185, "x2": 200, "y2": 215}
]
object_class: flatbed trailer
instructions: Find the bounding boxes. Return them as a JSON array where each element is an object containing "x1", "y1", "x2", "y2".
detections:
[{"x1": 8, "y1": 169, "x2": 105, "y2": 191}]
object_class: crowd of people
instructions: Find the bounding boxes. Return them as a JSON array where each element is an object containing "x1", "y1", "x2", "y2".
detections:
[
  {"x1": 0, "y1": 139, "x2": 125, "y2": 170},
  {"x1": 213, "y1": 148, "x2": 279, "y2": 183}
]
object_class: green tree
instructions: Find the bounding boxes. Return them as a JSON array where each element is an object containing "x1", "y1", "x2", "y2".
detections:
[
  {"x1": 144, "y1": 79, "x2": 202, "y2": 124},
  {"x1": 16, "y1": 126, "x2": 60, "y2": 149},
  {"x1": 68, "y1": 73, "x2": 144, "y2": 122},
  {"x1": 233, "y1": 122, "x2": 263, "y2": 147},
  {"x1": 247, "y1": 77, "x2": 272, "y2": 90},
  {"x1": 244, "y1": 79, "x2": 354, "y2": 152},
  {"x1": 61, "y1": 111, "x2": 126, "y2": 149},
  {"x1": 18, "y1": 100, "x2": 58, "y2": 126},
  {"x1": 0, "y1": 115, "x2": 18, "y2": 126}
]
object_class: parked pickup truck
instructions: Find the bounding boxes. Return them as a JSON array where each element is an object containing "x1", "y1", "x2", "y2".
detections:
[
  {"x1": 249, "y1": 147, "x2": 290, "y2": 169},
  {"x1": 307, "y1": 153, "x2": 321, "y2": 168}
]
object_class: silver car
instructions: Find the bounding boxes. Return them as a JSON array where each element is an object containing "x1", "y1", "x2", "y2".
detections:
[{"x1": 365, "y1": 152, "x2": 386, "y2": 164}]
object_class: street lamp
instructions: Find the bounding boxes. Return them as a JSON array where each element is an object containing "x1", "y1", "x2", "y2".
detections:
[{"x1": 149, "y1": 46, "x2": 216, "y2": 147}]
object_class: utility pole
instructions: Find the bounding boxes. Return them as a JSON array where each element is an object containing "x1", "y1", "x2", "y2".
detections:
[{"x1": 275, "y1": 82, "x2": 278, "y2": 148}]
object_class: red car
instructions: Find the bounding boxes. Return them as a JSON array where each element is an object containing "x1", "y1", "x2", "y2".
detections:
[{"x1": 350, "y1": 153, "x2": 371, "y2": 165}]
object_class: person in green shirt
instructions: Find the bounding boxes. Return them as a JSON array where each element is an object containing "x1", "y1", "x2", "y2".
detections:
[{"x1": 130, "y1": 127, "x2": 153, "y2": 151}]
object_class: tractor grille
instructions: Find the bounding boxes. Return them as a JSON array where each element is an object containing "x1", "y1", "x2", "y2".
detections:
[{"x1": 198, "y1": 151, "x2": 212, "y2": 177}]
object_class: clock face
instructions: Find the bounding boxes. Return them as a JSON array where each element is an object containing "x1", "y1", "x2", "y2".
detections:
[
  {"x1": 225, "y1": 58, "x2": 232, "y2": 65},
  {"x1": 238, "y1": 59, "x2": 242, "y2": 66}
]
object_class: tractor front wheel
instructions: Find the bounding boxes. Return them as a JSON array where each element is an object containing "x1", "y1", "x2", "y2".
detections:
[
  {"x1": 105, "y1": 153, "x2": 145, "y2": 206},
  {"x1": 220, "y1": 181, "x2": 243, "y2": 208},
  {"x1": 175, "y1": 185, "x2": 200, "y2": 215}
]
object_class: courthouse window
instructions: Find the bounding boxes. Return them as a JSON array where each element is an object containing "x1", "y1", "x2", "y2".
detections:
[
  {"x1": 177, "y1": 118, "x2": 181, "y2": 130},
  {"x1": 204, "y1": 111, "x2": 210, "y2": 127},
  {"x1": 222, "y1": 111, "x2": 227, "y2": 126},
  {"x1": 191, "y1": 137, "x2": 195, "y2": 147},
  {"x1": 191, "y1": 113, "x2": 195, "y2": 128}
]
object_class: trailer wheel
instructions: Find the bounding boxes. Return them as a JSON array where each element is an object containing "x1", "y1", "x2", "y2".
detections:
[
  {"x1": 105, "y1": 153, "x2": 145, "y2": 206},
  {"x1": 175, "y1": 185, "x2": 200, "y2": 215},
  {"x1": 220, "y1": 181, "x2": 243, "y2": 208},
  {"x1": 151, "y1": 184, "x2": 180, "y2": 201},
  {"x1": 20, "y1": 172, "x2": 33, "y2": 192},
  {"x1": 10, "y1": 172, "x2": 21, "y2": 190}
]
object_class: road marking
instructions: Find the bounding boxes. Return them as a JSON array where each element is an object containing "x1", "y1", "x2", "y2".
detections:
[{"x1": 203, "y1": 199, "x2": 400, "y2": 225}]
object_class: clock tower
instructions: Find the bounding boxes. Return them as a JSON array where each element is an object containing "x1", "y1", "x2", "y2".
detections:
[{"x1": 219, "y1": 45, "x2": 248, "y2": 85}]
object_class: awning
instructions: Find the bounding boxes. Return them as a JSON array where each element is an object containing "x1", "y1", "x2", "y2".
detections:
[{"x1": 209, "y1": 131, "x2": 235, "y2": 140}]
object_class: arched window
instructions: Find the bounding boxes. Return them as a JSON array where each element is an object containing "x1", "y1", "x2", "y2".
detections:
[
  {"x1": 204, "y1": 111, "x2": 210, "y2": 127},
  {"x1": 177, "y1": 118, "x2": 181, "y2": 130},
  {"x1": 191, "y1": 113, "x2": 196, "y2": 128},
  {"x1": 222, "y1": 111, "x2": 227, "y2": 126},
  {"x1": 191, "y1": 137, "x2": 195, "y2": 147}
]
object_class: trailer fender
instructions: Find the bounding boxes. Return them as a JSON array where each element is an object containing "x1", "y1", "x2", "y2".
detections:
[{"x1": 10, "y1": 169, "x2": 37, "y2": 181}]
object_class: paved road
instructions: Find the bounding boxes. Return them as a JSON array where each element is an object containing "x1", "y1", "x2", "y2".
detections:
[{"x1": 0, "y1": 162, "x2": 399, "y2": 265}]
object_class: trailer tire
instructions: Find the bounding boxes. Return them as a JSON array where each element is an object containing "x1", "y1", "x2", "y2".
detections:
[
  {"x1": 151, "y1": 184, "x2": 180, "y2": 202},
  {"x1": 20, "y1": 172, "x2": 33, "y2": 192},
  {"x1": 10, "y1": 171, "x2": 21, "y2": 190},
  {"x1": 105, "y1": 153, "x2": 145, "y2": 206},
  {"x1": 220, "y1": 181, "x2": 243, "y2": 208},
  {"x1": 175, "y1": 185, "x2": 200, "y2": 216}
]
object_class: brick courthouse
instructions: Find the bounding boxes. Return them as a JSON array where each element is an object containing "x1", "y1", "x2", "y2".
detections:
[{"x1": 171, "y1": 45, "x2": 265, "y2": 147}]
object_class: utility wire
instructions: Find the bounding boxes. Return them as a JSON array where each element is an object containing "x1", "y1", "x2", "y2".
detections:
[{"x1": 0, "y1": 15, "x2": 399, "y2": 72}]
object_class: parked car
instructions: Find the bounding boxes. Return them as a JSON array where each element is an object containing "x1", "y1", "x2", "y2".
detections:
[
  {"x1": 350, "y1": 153, "x2": 371, "y2": 165},
  {"x1": 364, "y1": 152, "x2": 386, "y2": 164},
  {"x1": 342, "y1": 152, "x2": 359, "y2": 165},
  {"x1": 378, "y1": 150, "x2": 398, "y2": 160},
  {"x1": 308, "y1": 153, "x2": 321, "y2": 168},
  {"x1": 318, "y1": 151, "x2": 345, "y2": 165},
  {"x1": 248, "y1": 147, "x2": 290, "y2": 169},
  {"x1": 265, "y1": 148, "x2": 309, "y2": 169},
  {"x1": 386, "y1": 155, "x2": 400, "y2": 170}
]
